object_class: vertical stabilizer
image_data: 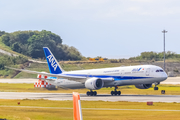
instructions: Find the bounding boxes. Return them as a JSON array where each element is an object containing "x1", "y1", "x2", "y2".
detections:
[
  {"x1": 43, "y1": 47, "x2": 64, "y2": 74},
  {"x1": 73, "y1": 92, "x2": 83, "y2": 120}
]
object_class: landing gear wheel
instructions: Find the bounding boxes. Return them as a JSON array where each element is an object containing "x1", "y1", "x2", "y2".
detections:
[
  {"x1": 111, "y1": 91, "x2": 114, "y2": 95},
  {"x1": 94, "y1": 91, "x2": 97, "y2": 96},
  {"x1": 114, "y1": 91, "x2": 117, "y2": 96},
  {"x1": 111, "y1": 86, "x2": 121, "y2": 96},
  {"x1": 87, "y1": 91, "x2": 97, "y2": 96},
  {"x1": 154, "y1": 87, "x2": 159, "y2": 90},
  {"x1": 154, "y1": 82, "x2": 160, "y2": 91},
  {"x1": 111, "y1": 91, "x2": 121, "y2": 96},
  {"x1": 90, "y1": 91, "x2": 93, "y2": 96},
  {"x1": 117, "y1": 91, "x2": 121, "y2": 95},
  {"x1": 87, "y1": 91, "x2": 90, "y2": 96}
]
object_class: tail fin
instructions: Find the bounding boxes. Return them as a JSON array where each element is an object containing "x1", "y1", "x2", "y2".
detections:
[
  {"x1": 43, "y1": 47, "x2": 64, "y2": 74},
  {"x1": 73, "y1": 92, "x2": 83, "y2": 120}
]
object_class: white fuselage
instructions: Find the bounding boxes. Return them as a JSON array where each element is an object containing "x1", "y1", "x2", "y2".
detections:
[{"x1": 49, "y1": 65, "x2": 167, "y2": 89}]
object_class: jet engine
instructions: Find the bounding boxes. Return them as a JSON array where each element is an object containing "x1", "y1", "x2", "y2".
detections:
[
  {"x1": 85, "y1": 78, "x2": 104, "y2": 90},
  {"x1": 135, "y1": 84, "x2": 152, "y2": 89}
]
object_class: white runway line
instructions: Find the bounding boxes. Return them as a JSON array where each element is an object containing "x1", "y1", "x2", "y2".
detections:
[
  {"x1": 1, "y1": 105, "x2": 180, "y2": 112},
  {"x1": 0, "y1": 92, "x2": 180, "y2": 103},
  {"x1": 0, "y1": 79, "x2": 37, "y2": 83}
]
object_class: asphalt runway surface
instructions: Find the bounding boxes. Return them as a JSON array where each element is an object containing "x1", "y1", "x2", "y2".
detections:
[
  {"x1": 0, "y1": 92, "x2": 180, "y2": 103},
  {"x1": 0, "y1": 78, "x2": 179, "y2": 103}
]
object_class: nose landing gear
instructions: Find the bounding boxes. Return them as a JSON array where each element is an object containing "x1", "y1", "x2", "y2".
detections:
[
  {"x1": 154, "y1": 82, "x2": 160, "y2": 90},
  {"x1": 111, "y1": 86, "x2": 121, "y2": 96},
  {"x1": 86, "y1": 90, "x2": 97, "y2": 96}
]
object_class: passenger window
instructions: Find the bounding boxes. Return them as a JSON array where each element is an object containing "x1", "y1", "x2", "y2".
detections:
[
  {"x1": 156, "y1": 70, "x2": 159, "y2": 72},
  {"x1": 156, "y1": 69, "x2": 163, "y2": 72}
]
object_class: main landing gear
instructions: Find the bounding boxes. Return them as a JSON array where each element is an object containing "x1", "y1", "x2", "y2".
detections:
[
  {"x1": 86, "y1": 90, "x2": 97, "y2": 96},
  {"x1": 154, "y1": 82, "x2": 159, "y2": 90},
  {"x1": 111, "y1": 86, "x2": 121, "y2": 96}
]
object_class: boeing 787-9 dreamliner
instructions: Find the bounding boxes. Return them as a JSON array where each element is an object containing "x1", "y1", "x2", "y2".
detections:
[{"x1": 8, "y1": 47, "x2": 168, "y2": 96}]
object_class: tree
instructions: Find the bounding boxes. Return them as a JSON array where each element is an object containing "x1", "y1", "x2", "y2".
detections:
[
  {"x1": 0, "y1": 31, "x2": 6, "y2": 37},
  {"x1": 12, "y1": 42, "x2": 21, "y2": 53},
  {"x1": 0, "y1": 30, "x2": 82, "y2": 60},
  {"x1": 1, "y1": 34, "x2": 10, "y2": 46}
]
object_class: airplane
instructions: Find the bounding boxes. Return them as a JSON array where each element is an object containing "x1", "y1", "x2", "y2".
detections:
[{"x1": 7, "y1": 47, "x2": 168, "y2": 96}]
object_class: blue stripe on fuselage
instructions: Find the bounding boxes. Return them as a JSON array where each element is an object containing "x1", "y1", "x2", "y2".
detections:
[{"x1": 62, "y1": 74, "x2": 152, "y2": 81}]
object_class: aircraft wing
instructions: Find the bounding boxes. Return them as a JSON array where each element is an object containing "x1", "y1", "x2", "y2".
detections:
[
  {"x1": 6, "y1": 66, "x2": 114, "y2": 83},
  {"x1": 6, "y1": 66, "x2": 87, "y2": 83}
]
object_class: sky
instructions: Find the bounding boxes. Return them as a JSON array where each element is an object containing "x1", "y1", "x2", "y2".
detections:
[{"x1": 0, "y1": 0, "x2": 180, "y2": 58}]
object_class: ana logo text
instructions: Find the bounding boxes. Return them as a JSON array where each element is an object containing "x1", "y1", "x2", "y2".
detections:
[
  {"x1": 47, "y1": 55, "x2": 58, "y2": 71},
  {"x1": 132, "y1": 68, "x2": 142, "y2": 72}
]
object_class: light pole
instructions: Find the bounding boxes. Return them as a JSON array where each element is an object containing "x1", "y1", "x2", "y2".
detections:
[{"x1": 162, "y1": 30, "x2": 167, "y2": 71}]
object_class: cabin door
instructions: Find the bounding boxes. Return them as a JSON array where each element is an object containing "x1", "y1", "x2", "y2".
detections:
[
  {"x1": 146, "y1": 68, "x2": 150, "y2": 76},
  {"x1": 121, "y1": 70, "x2": 125, "y2": 78}
]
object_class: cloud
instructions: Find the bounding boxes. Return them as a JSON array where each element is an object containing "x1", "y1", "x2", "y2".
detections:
[
  {"x1": 1, "y1": 0, "x2": 180, "y2": 22},
  {"x1": 130, "y1": 0, "x2": 156, "y2": 3}
]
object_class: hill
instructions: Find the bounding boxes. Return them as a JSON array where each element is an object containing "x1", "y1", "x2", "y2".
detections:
[
  {"x1": 0, "y1": 30, "x2": 82, "y2": 60},
  {"x1": 0, "y1": 53, "x2": 28, "y2": 78}
]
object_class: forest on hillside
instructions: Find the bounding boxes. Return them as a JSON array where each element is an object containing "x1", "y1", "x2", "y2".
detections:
[
  {"x1": 0, "y1": 53, "x2": 28, "y2": 77},
  {"x1": 0, "y1": 30, "x2": 82, "y2": 60},
  {"x1": 129, "y1": 51, "x2": 180, "y2": 61},
  {"x1": 0, "y1": 30, "x2": 180, "y2": 62}
]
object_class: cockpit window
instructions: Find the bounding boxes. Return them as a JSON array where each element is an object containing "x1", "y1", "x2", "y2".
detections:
[{"x1": 156, "y1": 69, "x2": 164, "y2": 72}]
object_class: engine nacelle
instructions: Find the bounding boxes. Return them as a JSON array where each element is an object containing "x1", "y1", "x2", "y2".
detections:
[
  {"x1": 135, "y1": 84, "x2": 152, "y2": 89},
  {"x1": 85, "y1": 78, "x2": 104, "y2": 90}
]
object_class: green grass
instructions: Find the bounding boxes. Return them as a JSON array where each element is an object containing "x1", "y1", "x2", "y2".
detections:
[
  {"x1": 0, "y1": 99, "x2": 180, "y2": 120},
  {"x1": 0, "y1": 83, "x2": 179, "y2": 95}
]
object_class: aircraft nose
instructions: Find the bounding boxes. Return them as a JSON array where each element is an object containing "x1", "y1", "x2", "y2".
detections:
[{"x1": 163, "y1": 72, "x2": 168, "y2": 79}]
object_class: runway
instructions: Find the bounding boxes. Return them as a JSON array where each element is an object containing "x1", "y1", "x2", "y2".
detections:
[
  {"x1": 0, "y1": 77, "x2": 179, "y2": 84},
  {"x1": 0, "y1": 79, "x2": 37, "y2": 83},
  {"x1": 0, "y1": 78, "x2": 179, "y2": 103},
  {"x1": 161, "y1": 77, "x2": 180, "y2": 84},
  {"x1": 0, "y1": 92, "x2": 180, "y2": 103}
]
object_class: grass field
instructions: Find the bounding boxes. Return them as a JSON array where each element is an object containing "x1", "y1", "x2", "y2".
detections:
[
  {"x1": 0, "y1": 83, "x2": 179, "y2": 95},
  {"x1": 0, "y1": 99, "x2": 180, "y2": 120}
]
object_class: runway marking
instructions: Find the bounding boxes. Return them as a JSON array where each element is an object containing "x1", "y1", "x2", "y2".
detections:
[
  {"x1": 0, "y1": 105, "x2": 180, "y2": 112},
  {"x1": 0, "y1": 92, "x2": 180, "y2": 102}
]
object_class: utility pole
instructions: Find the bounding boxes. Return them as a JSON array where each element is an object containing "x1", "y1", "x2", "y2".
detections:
[{"x1": 162, "y1": 30, "x2": 167, "y2": 71}]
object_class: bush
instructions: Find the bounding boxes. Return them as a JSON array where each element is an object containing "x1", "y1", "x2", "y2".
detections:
[
  {"x1": 0, "y1": 53, "x2": 28, "y2": 69},
  {"x1": 0, "y1": 63, "x2": 4, "y2": 70}
]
